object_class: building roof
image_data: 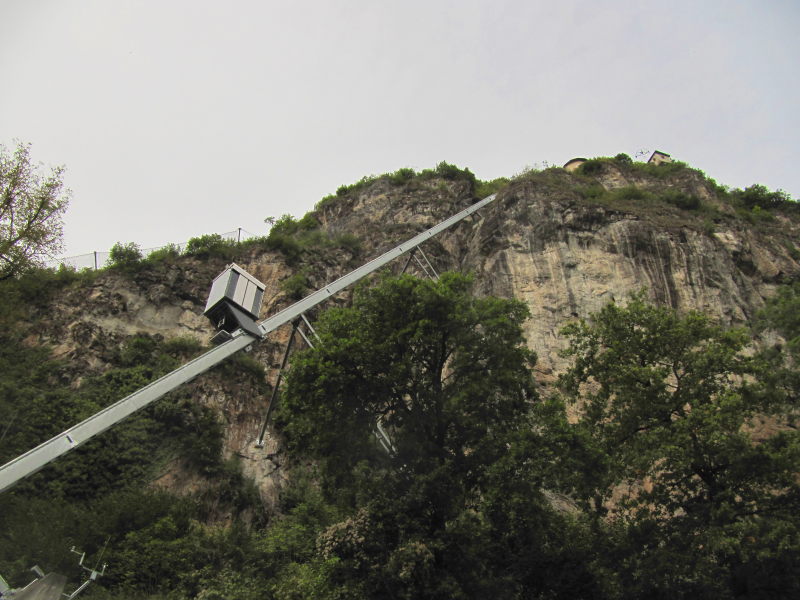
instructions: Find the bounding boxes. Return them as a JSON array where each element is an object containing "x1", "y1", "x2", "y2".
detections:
[{"x1": 563, "y1": 157, "x2": 588, "y2": 172}]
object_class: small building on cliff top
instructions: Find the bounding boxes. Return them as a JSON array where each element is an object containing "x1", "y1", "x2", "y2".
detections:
[
  {"x1": 563, "y1": 157, "x2": 587, "y2": 172},
  {"x1": 648, "y1": 150, "x2": 672, "y2": 165}
]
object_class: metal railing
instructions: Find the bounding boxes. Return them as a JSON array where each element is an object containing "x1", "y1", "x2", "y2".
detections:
[{"x1": 45, "y1": 228, "x2": 260, "y2": 271}]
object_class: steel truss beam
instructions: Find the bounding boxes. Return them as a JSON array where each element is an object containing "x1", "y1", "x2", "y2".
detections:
[{"x1": 0, "y1": 194, "x2": 496, "y2": 493}]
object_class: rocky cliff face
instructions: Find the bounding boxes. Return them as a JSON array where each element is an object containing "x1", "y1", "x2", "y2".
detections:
[
  {"x1": 23, "y1": 161, "x2": 800, "y2": 506},
  {"x1": 465, "y1": 176, "x2": 799, "y2": 380},
  {"x1": 317, "y1": 164, "x2": 799, "y2": 381}
]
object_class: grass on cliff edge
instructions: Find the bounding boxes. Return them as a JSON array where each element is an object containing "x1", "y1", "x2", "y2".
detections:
[
  {"x1": 506, "y1": 154, "x2": 799, "y2": 240},
  {"x1": 32, "y1": 155, "x2": 800, "y2": 284}
]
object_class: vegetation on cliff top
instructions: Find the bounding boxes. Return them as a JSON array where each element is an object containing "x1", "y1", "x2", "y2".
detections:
[
  {"x1": 312, "y1": 155, "x2": 797, "y2": 245},
  {"x1": 571, "y1": 154, "x2": 798, "y2": 222},
  {"x1": 2, "y1": 153, "x2": 799, "y2": 598},
  {"x1": 27, "y1": 154, "x2": 797, "y2": 283}
]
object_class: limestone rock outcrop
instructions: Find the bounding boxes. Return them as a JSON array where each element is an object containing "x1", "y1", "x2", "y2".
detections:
[{"x1": 21, "y1": 161, "x2": 799, "y2": 505}]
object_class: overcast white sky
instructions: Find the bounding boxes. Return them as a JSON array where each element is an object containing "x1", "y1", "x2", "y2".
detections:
[{"x1": 1, "y1": 0, "x2": 798, "y2": 258}]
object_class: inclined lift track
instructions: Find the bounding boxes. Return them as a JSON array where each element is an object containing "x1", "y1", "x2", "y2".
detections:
[{"x1": 0, "y1": 193, "x2": 498, "y2": 494}]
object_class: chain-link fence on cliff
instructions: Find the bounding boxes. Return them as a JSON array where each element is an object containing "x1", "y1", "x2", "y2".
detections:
[{"x1": 45, "y1": 228, "x2": 259, "y2": 271}]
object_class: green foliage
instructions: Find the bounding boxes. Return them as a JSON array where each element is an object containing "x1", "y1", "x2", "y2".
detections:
[
  {"x1": 417, "y1": 161, "x2": 478, "y2": 192},
  {"x1": 184, "y1": 233, "x2": 237, "y2": 259},
  {"x1": 260, "y1": 211, "x2": 363, "y2": 265},
  {"x1": 273, "y1": 274, "x2": 605, "y2": 597},
  {"x1": 268, "y1": 214, "x2": 319, "y2": 238},
  {"x1": 555, "y1": 293, "x2": 800, "y2": 596},
  {"x1": 0, "y1": 325, "x2": 265, "y2": 596},
  {"x1": 628, "y1": 159, "x2": 689, "y2": 178},
  {"x1": 6, "y1": 151, "x2": 800, "y2": 597},
  {"x1": 577, "y1": 181, "x2": 704, "y2": 218},
  {"x1": 317, "y1": 161, "x2": 484, "y2": 211},
  {"x1": 579, "y1": 182, "x2": 606, "y2": 201},
  {"x1": 0, "y1": 142, "x2": 71, "y2": 280},
  {"x1": 749, "y1": 204, "x2": 775, "y2": 222},
  {"x1": 389, "y1": 167, "x2": 416, "y2": 185},
  {"x1": 760, "y1": 280, "x2": 800, "y2": 361},
  {"x1": 145, "y1": 243, "x2": 182, "y2": 265},
  {"x1": 332, "y1": 232, "x2": 362, "y2": 254},
  {"x1": 263, "y1": 232, "x2": 303, "y2": 263},
  {"x1": 571, "y1": 154, "x2": 691, "y2": 179},
  {"x1": 279, "y1": 273, "x2": 535, "y2": 474},
  {"x1": 107, "y1": 241, "x2": 143, "y2": 269},
  {"x1": 0, "y1": 330, "x2": 225, "y2": 497},
  {"x1": 660, "y1": 188, "x2": 700, "y2": 210},
  {"x1": 319, "y1": 175, "x2": 381, "y2": 206},
  {"x1": 433, "y1": 160, "x2": 476, "y2": 183},
  {"x1": 578, "y1": 183, "x2": 648, "y2": 205},
  {"x1": 161, "y1": 335, "x2": 204, "y2": 357},
  {"x1": 474, "y1": 177, "x2": 510, "y2": 199},
  {"x1": 280, "y1": 270, "x2": 310, "y2": 300},
  {"x1": 205, "y1": 348, "x2": 268, "y2": 402},
  {"x1": 734, "y1": 184, "x2": 793, "y2": 211},
  {"x1": 613, "y1": 185, "x2": 648, "y2": 201},
  {"x1": 261, "y1": 214, "x2": 323, "y2": 264},
  {"x1": 0, "y1": 264, "x2": 93, "y2": 327},
  {"x1": 579, "y1": 158, "x2": 605, "y2": 175},
  {"x1": 614, "y1": 153, "x2": 633, "y2": 164}
]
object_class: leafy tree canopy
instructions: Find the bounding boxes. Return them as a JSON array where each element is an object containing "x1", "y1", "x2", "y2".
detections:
[
  {"x1": 760, "y1": 279, "x2": 800, "y2": 361},
  {"x1": 279, "y1": 272, "x2": 536, "y2": 482},
  {"x1": 0, "y1": 142, "x2": 70, "y2": 280},
  {"x1": 556, "y1": 293, "x2": 800, "y2": 597},
  {"x1": 276, "y1": 274, "x2": 600, "y2": 599}
]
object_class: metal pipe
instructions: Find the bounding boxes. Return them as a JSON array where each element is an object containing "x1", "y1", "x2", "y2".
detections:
[{"x1": 255, "y1": 321, "x2": 299, "y2": 447}]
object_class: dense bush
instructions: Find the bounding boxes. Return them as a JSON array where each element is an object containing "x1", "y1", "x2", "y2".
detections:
[
  {"x1": 279, "y1": 270, "x2": 310, "y2": 300},
  {"x1": 579, "y1": 158, "x2": 605, "y2": 175},
  {"x1": 333, "y1": 232, "x2": 362, "y2": 254},
  {"x1": 184, "y1": 233, "x2": 237, "y2": 259},
  {"x1": 261, "y1": 214, "x2": 320, "y2": 264},
  {"x1": 628, "y1": 159, "x2": 689, "y2": 178},
  {"x1": 389, "y1": 167, "x2": 415, "y2": 185},
  {"x1": 267, "y1": 214, "x2": 319, "y2": 238},
  {"x1": 614, "y1": 152, "x2": 633, "y2": 164},
  {"x1": 475, "y1": 177, "x2": 510, "y2": 199},
  {"x1": 578, "y1": 180, "x2": 704, "y2": 215},
  {"x1": 317, "y1": 161, "x2": 492, "y2": 211},
  {"x1": 612, "y1": 185, "x2": 648, "y2": 201},
  {"x1": 416, "y1": 161, "x2": 478, "y2": 192},
  {"x1": 733, "y1": 184, "x2": 793, "y2": 210},
  {"x1": 144, "y1": 243, "x2": 182, "y2": 264},
  {"x1": 107, "y1": 242, "x2": 143, "y2": 269},
  {"x1": 660, "y1": 189, "x2": 700, "y2": 210}
]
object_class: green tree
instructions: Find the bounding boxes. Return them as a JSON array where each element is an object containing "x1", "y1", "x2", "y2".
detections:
[
  {"x1": 277, "y1": 274, "x2": 600, "y2": 599},
  {"x1": 107, "y1": 241, "x2": 142, "y2": 269},
  {"x1": 760, "y1": 280, "x2": 800, "y2": 361},
  {"x1": 185, "y1": 233, "x2": 237, "y2": 259},
  {"x1": 279, "y1": 273, "x2": 536, "y2": 484},
  {"x1": 735, "y1": 184, "x2": 792, "y2": 210},
  {"x1": 0, "y1": 142, "x2": 71, "y2": 280},
  {"x1": 557, "y1": 294, "x2": 800, "y2": 597}
]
